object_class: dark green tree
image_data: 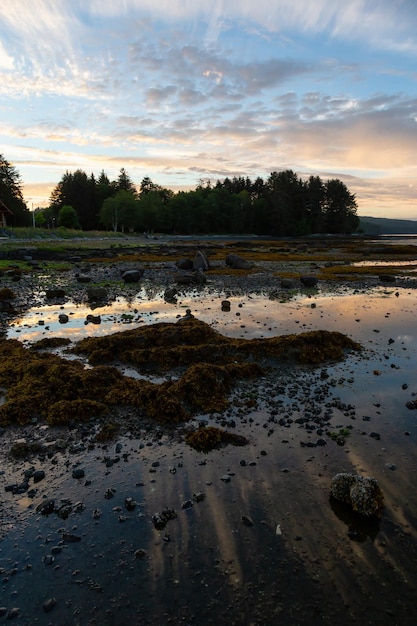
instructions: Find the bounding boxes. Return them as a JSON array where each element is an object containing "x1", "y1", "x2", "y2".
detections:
[
  {"x1": 324, "y1": 179, "x2": 359, "y2": 233},
  {"x1": 49, "y1": 169, "x2": 98, "y2": 230},
  {"x1": 58, "y1": 205, "x2": 81, "y2": 229},
  {"x1": 114, "y1": 168, "x2": 137, "y2": 195},
  {"x1": 266, "y1": 170, "x2": 305, "y2": 235},
  {"x1": 305, "y1": 175, "x2": 326, "y2": 233},
  {"x1": 99, "y1": 190, "x2": 138, "y2": 232},
  {"x1": 0, "y1": 154, "x2": 31, "y2": 226}
]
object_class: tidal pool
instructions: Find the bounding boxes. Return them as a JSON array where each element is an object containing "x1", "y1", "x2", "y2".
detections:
[{"x1": 1, "y1": 285, "x2": 417, "y2": 625}]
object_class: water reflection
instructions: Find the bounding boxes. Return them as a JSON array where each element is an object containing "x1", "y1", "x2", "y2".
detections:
[{"x1": 6, "y1": 286, "x2": 417, "y2": 351}]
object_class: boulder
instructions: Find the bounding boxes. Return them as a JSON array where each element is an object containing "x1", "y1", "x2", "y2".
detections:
[
  {"x1": 330, "y1": 472, "x2": 384, "y2": 518},
  {"x1": 193, "y1": 250, "x2": 209, "y2": 271},
  {"x1": 45, "y1": 288, "x2": 66, "y2": 299},
  {"x1": 86, "y1": 314, "x2": 101, "y2": 325},
  {"x1": 225, "y1": 253, "x2": 254, "y2": 270},
  {"x1": 58, "y1": 314, "x2": 69, "y2": 324},
  {"x1": 176, "y1": 258, "x2": 193, "y2": 270},
  {"x1": 300, "y1": 275, "x2": 318, "y2": 288},
  {"x1": 86, "y1": 286, "x2": 108, "y2": 302},
  {"x1": 121, "y1": 269, "x2": 144, "y2": 283},
  {"x1": 164, "y1": 287, "x2": 178, "y2": 303}
]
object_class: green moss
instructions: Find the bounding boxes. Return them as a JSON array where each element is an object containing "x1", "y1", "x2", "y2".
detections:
[{"x1": 185, "y1": 426, "x2": 249, "y2": 452}]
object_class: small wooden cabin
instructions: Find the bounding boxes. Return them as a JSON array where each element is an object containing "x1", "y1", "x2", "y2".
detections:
[{"x1": 0, "y1": 199, "x2": 13, "y2": 228}]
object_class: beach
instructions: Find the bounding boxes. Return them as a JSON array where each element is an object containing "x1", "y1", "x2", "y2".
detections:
[{"x1": 1, "y1": 236, "x2": 417, "y2": 625}]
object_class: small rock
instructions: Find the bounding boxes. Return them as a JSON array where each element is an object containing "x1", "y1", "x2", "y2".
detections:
[
  {"x1": 241, "y1": 515, "x2": 253, "y2": 527},
  {"x1": 42, "y1": 598, "x2": 56, "y2": 613},
  {"x1": 33, "y1": 470, "x2": 45, "y2": 483},
  {"x1": 134, "y1": 549, "x2": 146, "y2": 559}
]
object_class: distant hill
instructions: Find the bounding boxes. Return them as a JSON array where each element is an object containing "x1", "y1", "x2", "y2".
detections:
[{"x1": 358, "y1": 216, "x2": 417, "y2": 234}]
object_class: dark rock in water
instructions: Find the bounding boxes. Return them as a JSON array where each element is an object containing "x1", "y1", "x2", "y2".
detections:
[
  {"x1": 369, "y1": 432, "x2": 381, "y2": 440},
  {"x1": 86, "y1": 314, "x2": 101, "y2": 325},
  {"x1": 6, "y1": 607, "x2": 20, "y2": 620},
  {"x1": 241, "y1": 515, "x2": 254, "y2": 527},
  {"x1": 221, "y1": 300, "x2": 231, "y2": 311},
  {"x1": 42, "y1": 598, "x2": 56, "y2": 613},
  {"x1": 58, "y1": 313, "x2": 69, "y2": 324},
  {"x1": 300, "y1": 275, "x2": 318, "y2": 288},
  {"x1": 192, "y1": 492, "x2": 205, "y2": 503},
  {"x1": 181, "y1": 499, "x2": 193, "y2": 510},
  {"x1": 72, "y1": 468, "x2": 85, "y2": 479},
  {"x1": 152, "y1": 508, "x2": 177, "y2": 530},
  {"x1": 121, "y1": 269, "x2": 144, "y2": 283},
  {"x1": 62, "y1": 533, "x2": 81, "y2": 543},
  {"x1": 125, "y1": 497, "x2": 136, "y2": 511},
  {"x1": 330, "y1": 472, "x2": 384, "y2": 517},
  {"x1": 36, "y1": 499, "x2": 55, "y2": 515},
  {"x1": 134, "y1": 549, "x2": 146, "y2": 559}
]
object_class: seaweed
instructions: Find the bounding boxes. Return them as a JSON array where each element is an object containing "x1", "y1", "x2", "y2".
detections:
[
  {"x1": 185, "y1": 426, "x2": 249, "y2": 452},
  {"x1": 0, "y1": 317, "x2": 361, "y2": 429}
]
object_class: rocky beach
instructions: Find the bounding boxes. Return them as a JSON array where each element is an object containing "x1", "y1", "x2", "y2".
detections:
[{"x1": 1, "y1": 235, "x2": 417, "y2": 625}]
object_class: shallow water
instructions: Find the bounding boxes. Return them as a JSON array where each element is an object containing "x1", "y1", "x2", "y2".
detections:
[{"x1": 2, "y1": 286, "x2": 417, "y2": 625}]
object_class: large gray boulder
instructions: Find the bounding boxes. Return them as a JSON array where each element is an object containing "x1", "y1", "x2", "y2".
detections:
[
  {"x1": 225, "y1": 253, "x2": 253, "y2": 270},
  {"x1": 193, "y1": 250, "x2": 209, "y2": 271},
  {"x1": 121, "y1": 269, "x2": 144, "y2": 283}
]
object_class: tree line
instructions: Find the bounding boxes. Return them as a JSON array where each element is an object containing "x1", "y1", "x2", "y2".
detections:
[{"x1": 1, "y1": 153, "x2": 359, "y2": 235}]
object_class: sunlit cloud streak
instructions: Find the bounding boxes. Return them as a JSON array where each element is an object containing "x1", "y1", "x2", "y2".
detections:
[{"x1": 0, "y1": 1, "x2": 416, "y2": 217}]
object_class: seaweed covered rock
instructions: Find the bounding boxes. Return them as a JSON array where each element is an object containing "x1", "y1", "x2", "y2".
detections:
[
  {"x1": 330, "y1": 472, "x2": 384, "y2": 518},
  {"x1": 186, "y1": 426, "x2": 249, "y2": 452}
]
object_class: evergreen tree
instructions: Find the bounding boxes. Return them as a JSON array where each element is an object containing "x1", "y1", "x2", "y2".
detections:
[
  {"x1": 0, "y1": 154, "x2": 31, "y2": 226},
  {"x1": 324, "y1": 179, "x2": 359, "y2": 233}
]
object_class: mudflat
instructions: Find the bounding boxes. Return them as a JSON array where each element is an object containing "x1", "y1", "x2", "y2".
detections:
[{"x1": 1, "y1": 235, "x2": 417, "y2": 625}]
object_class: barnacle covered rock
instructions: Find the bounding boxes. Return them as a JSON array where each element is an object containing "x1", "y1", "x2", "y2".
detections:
[{"x1": 330, "y1": 472, "x2": 384, "y2": 518}]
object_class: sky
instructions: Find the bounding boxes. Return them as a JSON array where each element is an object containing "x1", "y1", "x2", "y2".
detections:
[{"x1": 0, "y1": 0, "x2": 416, "y2": 219}]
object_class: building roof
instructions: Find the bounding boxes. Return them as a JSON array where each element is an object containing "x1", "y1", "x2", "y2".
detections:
[{"x1": 0, "y1": 199, "x2": 13, "y2": 214}]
